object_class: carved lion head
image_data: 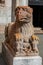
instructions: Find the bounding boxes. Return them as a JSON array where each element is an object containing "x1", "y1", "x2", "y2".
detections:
[{"x1": 15, "y1": 6, "x2": 33, "y2": 23}]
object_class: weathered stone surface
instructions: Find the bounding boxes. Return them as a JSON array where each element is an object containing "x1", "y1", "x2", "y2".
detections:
[
  {"x1": 5, "y1": 6, "x2": 39, "y2": 56},
  {"x1": 16, "y1": 0, "x2": 28, "y2": 6},
  {"x1": 2, "y1": 43, "x2": 42, "y2": 65},
  {"x1": 0, "y1": 0, "x2": 12, "y2": 24},
  {"x1": 13, "y1": 56, "x2": 42, "y2": 65}
]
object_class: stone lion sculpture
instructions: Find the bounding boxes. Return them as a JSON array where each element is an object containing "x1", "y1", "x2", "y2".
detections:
[{"x1": 5, "y1": 6, "x2": 39, "y2": 56}]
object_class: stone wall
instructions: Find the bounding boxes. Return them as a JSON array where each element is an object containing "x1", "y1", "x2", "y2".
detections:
[
  {"x1": 0, "y1": 0, "x2": 12, "y2": 53},
  {"x1": 0, "y1": 0, "x2": 12, "y2": 24}
]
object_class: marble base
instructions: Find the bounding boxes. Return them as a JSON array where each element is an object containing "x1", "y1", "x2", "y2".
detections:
[{"x1": 2, "y1": 43, "x2": 42, "y2": 65}]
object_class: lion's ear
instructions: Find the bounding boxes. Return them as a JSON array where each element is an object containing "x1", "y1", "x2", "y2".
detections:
[{"x1": 28, "y1": 7, "x2": 33, "y2": 14}]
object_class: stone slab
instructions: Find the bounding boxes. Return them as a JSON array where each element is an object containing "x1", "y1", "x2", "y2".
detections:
[{"x1": 2, "y1": 43, "x2": 42, "y2": 65}]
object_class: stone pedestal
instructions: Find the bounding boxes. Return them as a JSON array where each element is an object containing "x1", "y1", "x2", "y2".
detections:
[{"x1": 2, "y1": 43, "x2": 42, "y2": 65}]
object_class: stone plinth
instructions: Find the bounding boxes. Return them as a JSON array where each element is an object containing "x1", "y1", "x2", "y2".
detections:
[{"x1": 2, "y1": 43, "x2": 42, "y2": 65}]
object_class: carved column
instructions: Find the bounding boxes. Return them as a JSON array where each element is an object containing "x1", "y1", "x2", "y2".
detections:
[{"x1": 16, "y1": 0, "x2": 28, "y2": 6}]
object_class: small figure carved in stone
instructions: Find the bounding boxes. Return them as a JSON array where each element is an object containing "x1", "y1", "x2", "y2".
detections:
[{"x1": 5, "y1": 6, "x2": 39, "y2": 56}]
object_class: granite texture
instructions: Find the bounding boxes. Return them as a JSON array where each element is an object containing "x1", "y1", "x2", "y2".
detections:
[{"x1": 2, "y1": 43, "x2": 42, "y2": 65}]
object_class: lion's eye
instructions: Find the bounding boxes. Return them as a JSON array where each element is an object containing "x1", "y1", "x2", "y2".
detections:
[
  {"x1": 24, "y1": 8, "x2": 27, "y2": 11},
  {"x1": 17, "y1": 11, "x2": 19, "y2": 14},
  {"x1": 22, "y1": 8, "x2": 25, "y2": 11},
  {"x1": 22, "y1": 8, "x2": 26, "y2": 11}
]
